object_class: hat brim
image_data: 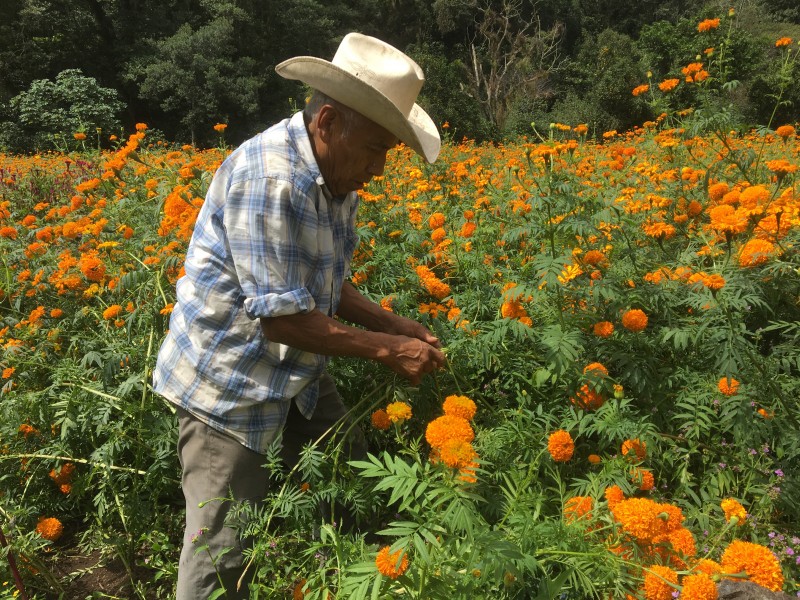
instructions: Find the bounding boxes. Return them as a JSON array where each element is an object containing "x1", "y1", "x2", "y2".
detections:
[{"x1": 276, "y1": 57, "x2": 441, "y2": 163}]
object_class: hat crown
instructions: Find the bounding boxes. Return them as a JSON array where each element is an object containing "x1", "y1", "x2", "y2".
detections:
[{"x1": 331, "y1": 33, "x2": 423, "y2": 118}]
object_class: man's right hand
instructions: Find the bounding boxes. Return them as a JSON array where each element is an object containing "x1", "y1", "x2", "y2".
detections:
[{"x1": 380, "y1": 335, "x2": 446, "y2": 385}]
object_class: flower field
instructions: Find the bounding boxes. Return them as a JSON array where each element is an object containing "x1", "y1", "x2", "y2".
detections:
[{"x1": 2, "y1": 72, "x2": 800, "y2": 600}]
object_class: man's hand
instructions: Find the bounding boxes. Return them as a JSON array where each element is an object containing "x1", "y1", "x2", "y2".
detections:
[
  {"x1": 379, "y1": 335, "x2": 446, "y2": 385},
  {"x1": 383, "y1": 313, "x2": 441, "y2": 349}
]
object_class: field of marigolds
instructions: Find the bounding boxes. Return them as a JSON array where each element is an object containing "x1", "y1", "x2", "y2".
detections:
[{"x1": 2, "y1": 48, "x2": 800, "y2": 600}]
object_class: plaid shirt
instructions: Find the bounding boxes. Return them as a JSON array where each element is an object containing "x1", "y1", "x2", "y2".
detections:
[{"x1": 153, "y1": 112, "x2": 360, "y2": 452}]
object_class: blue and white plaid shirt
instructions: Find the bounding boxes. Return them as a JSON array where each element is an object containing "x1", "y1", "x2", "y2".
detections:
[{"x1": 153, "y1": 112, "x2": 360, "y2": 452}]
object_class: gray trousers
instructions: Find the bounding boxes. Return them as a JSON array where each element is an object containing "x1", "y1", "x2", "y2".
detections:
[{"x1": 175, "y1": 374, "x2": 367, "y2": 600}]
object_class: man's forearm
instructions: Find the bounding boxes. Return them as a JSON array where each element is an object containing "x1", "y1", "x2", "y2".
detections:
[
  {"x1": 261, "y1": 308, "x2": 393, "y2": 361},
  {"x1": 336, "y1": 281, "x2": 394, "y2": 332}
]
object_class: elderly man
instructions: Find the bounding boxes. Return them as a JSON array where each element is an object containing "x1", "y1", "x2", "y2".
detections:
[{"x1": 153, "y1": 33, "x2": 445, "y2": 599}]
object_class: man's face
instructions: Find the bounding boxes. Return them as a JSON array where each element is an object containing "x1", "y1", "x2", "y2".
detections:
[{"x1": 318, "y1": 108, "x2": 398, "y2": 197}]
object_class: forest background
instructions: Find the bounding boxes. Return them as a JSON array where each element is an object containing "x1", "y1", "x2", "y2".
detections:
[{"x1": 2, "y1": 0, "x2": 800, "y2": 152}]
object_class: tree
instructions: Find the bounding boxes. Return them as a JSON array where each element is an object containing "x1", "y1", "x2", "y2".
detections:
[
  {"x1": 2, "y1": 68, "x2": 124, "y2": 151},
  {"x1": 131, "y1": 13, "x2": 262, "y2": 145},
  {"x1": 461, "y1": 0, "x2": 565, "y2": 133}
]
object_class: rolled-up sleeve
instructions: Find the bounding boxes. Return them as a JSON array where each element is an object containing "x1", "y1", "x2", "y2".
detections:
[{"x1": 224, "y1": 175, "x2": 319, "y2": 320}]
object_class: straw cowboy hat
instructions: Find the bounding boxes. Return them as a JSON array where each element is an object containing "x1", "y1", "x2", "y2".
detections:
[{"x1": 275, "y1": 32, "x2": 441, "y2": 163}]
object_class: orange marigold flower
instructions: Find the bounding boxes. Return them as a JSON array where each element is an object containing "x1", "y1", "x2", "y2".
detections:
[
  {"x1": 692, "y1": 558, "x2": 722, "y2": 576},
  {"x1": 438, "y1": 439, "x2": 478, "y2": 469},
  {"x1": 604, "y1": 485, "x2": 625, "y2": 507},
  {"x1": 371, "y1": 409, "x2": 391, "y2": 431},
  {"x1": 717, "y1": 377, "x2": 739, "y2": 396},
  {"x1": 442, "y1": 395, "x2": 477, "y2": 421},
  {"x1": 459, "y1": 221, "x2": 476, "y2": 238},
  {"x1": 622, "y1": 438, "x2": 647, "y2": 461},
  {"x1": 582, "y1": 250, "x2": 607, "y2": 266},
  {"x1": 612, "y1": 498, "x2": 671, "y2": 543},
  {"x1": 292, "y1": 579, "x2": 308, "y2": 599},
  {"x1": 428, "y1": 212, "x2": 446, "y2": 228},
  {"x1": 415, "y1": 265, "x2": 451, "y2": 299},
  {"x1": 738, "y1": 239, "x2": 775, "y2": 268},
  {"x1": 681, "y1": 572, "x2": 718, "y2": 600},
  {"x1": 0, "y1": 226, "x2": 18, "y2": 239},
  {"x1": 621, "y1": 309, "x2": 648, "y2": 332},
  {"x1": 720, "y1": 540, "x2": 783, "y2": 591},
  {"x1": 632, "y1": 84, "x2": 650, "y2": 96},
  {"x1": 588, "y1": 454, "x2": 602, "y2": 464},
  {"x1": 658, "y1": 78, "x2": 680, "y2": 92},
  {"x1": 583, "y1": 362, "x2": 608, "y2": 376},
  {"x1": 375, "y1": 546, "x2": 409, "y2": 579},
  {"x1": 631, "y1": 468, "x2": 655, "y2": 491},
  {"x1": 775, "y1": 124, "x2": 795, "y2": 139},
  {"x1": 775, "y1": 37, "x2": 792, "y2": 47},
  {"x1": 73, "y1": 132, "x2": 87, "y2": 141},
  {"x1": 2, "y1": 367, "x2": 14, "y2": 379},
  {"x1": 697, "y1": 18, "x2": 720, "y2": 32},
  {"x1": 18, "y1": 423, "x2": 39, "y2": 438},
  {"x1": 547, "y1": 429, "x2": 574, "y2": 462},
  {"x1": 644, "y1": 565, "x2": 678, "y2": 600},
  {"x1": 135, "y1": 122, "x2": 148, "y2": 132},
  {"x1": 386, "y1": 401, "x2": 412, "y2": 425},
  {"x1": 36, "y1": 517, "x2": 64, "y2": 542},
  {"x1": 79, "y1": 255, "x2": 107, "y2": 282},
  {"x1": 702, "y1": 274, "x2": 726, "y2": 291},
  {"x1": 720, "y1": 498, "x2": 746, "y2": 524},
  {"x1": 571, "y1": 384, "x2": 605, "y2": 410},
  {"x1": 765, "y1": 159, "x2": 797, "y2": 177},
  {"x1": 102, "y1": 304, "x2": 123, "y2": 320},
  {"x1": 593, "y1": 321, "x2": 614, "y2": 337},
  {"x1": 564, "y1": 496, "x2": 593, "y2": 523},
  {"x1": 708, "y1": 182, "x2": 729, "y2": 201},
  {"x1": 667, "y1": 526, "x2": 697, "y2": 561},
  {"x1": 425, "y1": 415, "x2": 474, "y2": 450},
  {"x1": 213, "y1": 123, "x2": 227, "y2": 132}
]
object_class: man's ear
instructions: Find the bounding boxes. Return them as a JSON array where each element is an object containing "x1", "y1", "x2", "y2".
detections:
[{"x1": 314, "y1": 104, "x2": 340, "y2": 143}]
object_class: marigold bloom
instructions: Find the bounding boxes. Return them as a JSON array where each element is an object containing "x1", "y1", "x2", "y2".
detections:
[
  {"x1": 0, "y1": 226, "x2": 18, "y2": 239},
  {"x1": 582, "y1": 250, "x2": 606, "y2": 266},
  {"x1": 442, "y1": 395, "x2": 477, "y2": 421},
  {"x1": 720, "y1": 540, "x2": 783, "y2": 591},
  {"x1": 213, "y1": 123, "x2": 227, "y2": 132},
  {"x1": 583, "y1": 362, "x2": 608, "y2": 376},
  {"x1": 717, "y1": 377, "x2": 739, "y2": 396},
  {"x1": 36, "y1": 517, "x2": 64, "y2": 542},
  {"x1": 765, "y1": 159, "x2": 797, "y2": 177},
  {"x1": 588, "y1": 454, "x2": 602, "y2": 464},
  {"x1": 425, "y1": 415, "x2": 474, "y2": 449},
  {"x1": 438, "y1": 439, "x2": 478, "y2": 469},
  {"x1": 371, "y1": 409, "x2": 391, "y2": 430},
  {"x1": 73, "y1": 132, "x2": 87, "y2": 141},
  {"x1": 547, "y1": 429, "x2": 574, "y2": 462},
  {"x1": 775, "y1": 36, "x2": 792, "y2": 47},
  {"x1": 612, "y1": 498, "x2": 677, "y2": 543},
  {"x1": 571, "y1": 384, "x2": 605, "y2": 410},
  {"x1": 697, "y1": 18, "x2": 720, "y2": 32},
  {"x1": 385, "y1": 401, "x2": 412, "y2": 425},
  {"x1": 459, "y1": 221, "x2": 476, "y2": 238},
  {"x1": 593, "y1": 321, "x2": 614, "y2": 337},
  {"x1": 622, "y1": 438, "x2": 647, "y2": 461},
  {"x1": 775, "y1": 124, "x2": 795, "y2": 139},
  {"x1": 375, "y1": 546, "x2": 409, "y2": 579},
  {"x1": 2, "y1": 367, "x2": 14, "y2": 379},
  {"x1": 428, "y1": 212, "x2": 446, "y2": 228},
  {"x1": 720, "y1": 498, "x2": 746, "y2": 524},
  {"x1": 564, "y1": 496, "x2": 593, "y2": 523},
  {"x1": 415, "y1": 265, "x2": 450, "y2": 299},
  {"x1": 681, "y1": 573, "x2": 718, "y2": 600},
  {"x1": 692, "y1": 558, "x2": 722, "y2": 576},
  {"x1": 102, "y1": 304, "x2": 123, "y2": 320},
  {"x1": 644, "y1": 565, "x2": 678, "y2": 600},
  {"x1": 621, "y1": 309, "x2": 648, "y2": 332},
  {"x1": 631, "y1": 468, "x2": 655, "y2": 491},
  {"x1": 658, "y1": 78, "x2": 680, "y2": 92},
  {"x1": 79, "y1": 255, "x2": 107, "y2": 282},
  {"x1": 632, "y1": 84, "x2": 650, "y2": 96},
  {"x1": 738, "y1": 239, "x2": 775, "y2": 268}
]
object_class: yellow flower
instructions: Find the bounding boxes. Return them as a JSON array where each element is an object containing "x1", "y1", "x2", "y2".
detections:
[
  {"x1": 720, "y1": 498, "x2": 746, "y2": 524},
  {"x1": 385, "y1": 401, "x2": 412, "y2": 425}
]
